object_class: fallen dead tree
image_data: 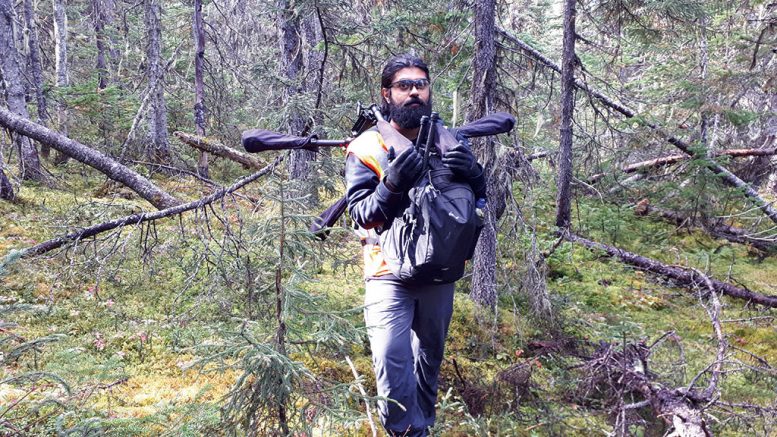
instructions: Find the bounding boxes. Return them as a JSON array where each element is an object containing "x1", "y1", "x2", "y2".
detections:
[
  {"x1": 9, "y1": 155, "x2": 283, "y2": 259},
  {"x1": 634, "y1": 199, "x2": 777, "y2": 253},
  {"x1": 577, "y1": 338, "x2": 714, "y2": 435},
  {"x1": 623, "y1": 148, "x2": 777, "y2": 174},
  {"x1": 570, "y1": 270, "x2": 775, "y2": 436},
  {"x1": 565, "y1": 232, "x2": 777, "y2": 308},
  {"x1": 497, "y1": 29, "x2": 777, "y2": 226},
  {"x1": 0, "y1": 107, "x2": 179, "y2": 210},
  {"x1": 174, "y1": 131, "x2": 266, "y2": 170}
]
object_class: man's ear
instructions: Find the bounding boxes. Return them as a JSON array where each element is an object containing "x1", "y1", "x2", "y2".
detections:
[{"x1": 381, "y1": 88, "x2": 390, "y2": 103}]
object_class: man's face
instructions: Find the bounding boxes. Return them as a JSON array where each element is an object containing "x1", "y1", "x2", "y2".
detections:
[{"x1": 382, "y1": 67, "x2": 432, "y2": 130}]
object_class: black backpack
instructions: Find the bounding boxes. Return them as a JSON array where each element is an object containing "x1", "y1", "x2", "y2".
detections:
[{"x1": 379, "y1": 114, "x2": 484, "y2": 284}]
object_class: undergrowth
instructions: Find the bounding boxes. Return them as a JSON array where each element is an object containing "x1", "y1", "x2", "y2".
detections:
[{"x1": 1, "y1": 160, "x2": 775, "y2": 436}]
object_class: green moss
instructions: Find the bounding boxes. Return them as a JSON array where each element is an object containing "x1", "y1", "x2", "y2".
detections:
[{"x1": 2, "y1": 158, "x2": 776, "y2": 436}]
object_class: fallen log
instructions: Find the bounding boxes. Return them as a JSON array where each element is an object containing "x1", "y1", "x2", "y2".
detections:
[
  {"x1": 9, "y1": 155, "x2": 283, "y2": 258},
  {"x1": 565, "y1": 232, "x2": 777, "y2": 308},
  {"x1": 0, "y1": 107, "x2": 179, "y2": 210},
  {"x1": 634, "y1": 200, "x2": 777, "y2": 253},
  {"x1": 623, "y1": 148, "x2": 777, "y2": 174},
  {"x1": 498, "y1": 29, "x2": 777, "y2": 226},
  {"x1": 622, "y1": 154, "x2": 688, "y2": 174},
  {"x1": 174, "y1": 131, "x2": 265, "y2": 170},
  {"x1": 527, "y1": 150, "x2": 550, "y2": 161}
]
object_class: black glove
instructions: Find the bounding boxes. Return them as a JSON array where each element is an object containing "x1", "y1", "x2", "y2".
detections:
[
  {"x1": 384, "y1": 146, "x2": 423, "y2": 192},
  {"x1": 443, "y1": 142, "x2": 480, "y2": 179}
]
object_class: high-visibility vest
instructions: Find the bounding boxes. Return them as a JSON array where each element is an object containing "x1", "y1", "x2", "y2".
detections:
[{"x1": 345, "y1": 130, "x2": 393, "y2": 278}]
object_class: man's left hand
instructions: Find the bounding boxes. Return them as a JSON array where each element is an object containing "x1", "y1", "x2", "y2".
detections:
[{"x1": 442, "y1": 143, "x2": 480, "y2": 179}]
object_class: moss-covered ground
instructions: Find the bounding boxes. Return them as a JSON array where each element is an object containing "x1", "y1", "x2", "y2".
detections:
[{"x1": 1, "y1": 161, "x2": 775, "y2": 436}]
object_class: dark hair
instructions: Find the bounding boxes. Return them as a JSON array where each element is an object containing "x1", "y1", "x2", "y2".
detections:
[{"x1": 380, "y1": 53, "x2": 430, "y2": 89}]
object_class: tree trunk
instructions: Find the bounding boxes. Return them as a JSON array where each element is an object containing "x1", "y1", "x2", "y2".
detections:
[
  {"x1": 277, "y1": 0, "x2": 315, "y2": 189},
  {"x1": 763, "y1": 91, "x2": 777, "y2": 193},
  {"x1": 555, "y1": 0, "x2": 576, "y2": 229},
  {"x1": 23, "y1": 0, "x2": 47, "y2": 151},
  {"x1": 0, "y1": 106, "x2": 180, "y2": 209},
  {"x1": 144, "y1": 0, "x2": 170, "y2": 164},
  {"x1": 302, "y1": 10, "x2": 325, "y2": 115},
  {"x1": 0, "y1": 148, "x2": 13, "y2": 201},
  {"x1": 0, "y1": 0, "x2": 43, "y2": 181},
  {"x1": 466, "y1": 0, "x2": 500, "y2": 309},
  {"x1": 92, "y1": 0, "x2": 115, "y2": 150},
  {"x1": 52, "y1": 0, "x2": 70, "y2": 165},
  {"x1": 94, "y1": 0, "x2": 108, "y2": 90},
  {"x1": 192, "y1": 0, "x2": 208, "y2": 177}
]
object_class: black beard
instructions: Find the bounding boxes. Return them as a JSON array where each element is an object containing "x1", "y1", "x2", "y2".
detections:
[{"x1": 388, "y1": 97, "x2": 433, "y2": 130}]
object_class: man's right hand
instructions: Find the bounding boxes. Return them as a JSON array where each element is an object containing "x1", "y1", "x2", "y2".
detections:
[{"x1": 384, "y1": 146, "x2": 423, "y2": 192}]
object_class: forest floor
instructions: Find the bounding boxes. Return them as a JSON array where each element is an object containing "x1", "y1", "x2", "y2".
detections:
[{"x1": 1, "y1": 161, "x2": 776, "y2": 436}]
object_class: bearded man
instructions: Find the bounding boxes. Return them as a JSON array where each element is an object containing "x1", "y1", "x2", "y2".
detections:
[{"x1": 344, "y1": 53, "x2": 485, "y2": 437}]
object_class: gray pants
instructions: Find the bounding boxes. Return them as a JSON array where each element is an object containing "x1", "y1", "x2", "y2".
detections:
[{"x1": 364, "y1": 278, "x2": 455, "y2": 437}]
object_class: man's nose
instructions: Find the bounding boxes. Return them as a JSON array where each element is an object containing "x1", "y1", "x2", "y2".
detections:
[{"x1": 408, "y1": 87, "x2": 420, "y2": 97}]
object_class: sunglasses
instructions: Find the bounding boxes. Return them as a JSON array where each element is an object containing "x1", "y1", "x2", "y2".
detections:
[{"x1": 388, "y1": 78, "x2": 430, "y2": 92}]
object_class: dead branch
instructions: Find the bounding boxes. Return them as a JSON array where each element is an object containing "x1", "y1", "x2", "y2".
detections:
[
  {"x1": 573, "y1": 267, "x2": 732, "y2": 436},
  {"x1": 527, "y1": 150, "x2": 550, "y2": 161},
  {"x1": 497, "y1": 29, "x2": 777, "y2": 226},
  {"x1": 689, "y1": 269, "x2": 726, "y2": 400},
  {"x1": 634, "y1": 200, "x2": 777, "y2": 253},
  {"x1": 345, "y1": 356, "x2": 377, "y2": 437},
  {"x1": 622, "y1": 154, "x2": 688, "y2": 173},
  {"x1": 0, "y1": 107, "x2": 180, "y2": 209},
  {"x1": 623, "y1": 148, "x2": 777, "y2": 174},
  {"x1": 565, "y1": 233, "x2": 777, "y2": 308},
  {"x1": 13, "y1": 155, "x2": 283, "y2": 258},
  {"x1": 174, "y1": 131, "x2": 266, "y2": 170},
  {"x1": 578, "y1": 338, "x2": 714, "y2": 436}
]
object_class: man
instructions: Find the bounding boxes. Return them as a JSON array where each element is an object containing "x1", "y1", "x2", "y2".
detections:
[{"x1": 344, "y1": 53, "x2": 485, "y2": 436}]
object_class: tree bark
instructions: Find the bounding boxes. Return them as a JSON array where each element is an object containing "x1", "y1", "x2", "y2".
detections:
[
  {"x1": 174, "y1": 131, "x2": 265, "y2": 170},
  {"x1": 93, "y1": 0, "x2": 109, "y2": 90},
  {"x1": 52, "y1": 0, "x2": 70, "y2": 164},
  {"x1": 23, "y1": 0, "x2": 47, "y2": 128},
  {"x1": 277, "y1": 0, "x2": 315, "y2": 185},
  {"x1": 92, "y1": 0, "x2": 115, "y2": 149},
  {"x1": 303, "y1": 9, "x2": 326, "y2": 115},
  {"x1": 498, "y1": 29, "x2": 777, "y2": 226},
  {"x1": 192, "y1": 0, "x2": 208, "y2": 177},
  {"x1": 0, "y1": 147, "x2": 13, "y2": 200},
  {"x1": 763, "y1": 91, "x2": 777, "y2": 193},
  {"x1": 0, "y1": 106, "x2": 180, "y2": 209},
  {"x1": 144, "y1": 0, "x2": 171, "y2": 164},
  {"x1": 0, "y1": 0, "x2": 43, "y2": 181},
  {"x1": 466, "y1": 0, "x2": 500, "y2": 309},
  {"x1": 555, "y1": 0, "x2": 576, "y2": 229},
  {"x1": 566, "y1": 232, "x2": 777, "y2": 308}
]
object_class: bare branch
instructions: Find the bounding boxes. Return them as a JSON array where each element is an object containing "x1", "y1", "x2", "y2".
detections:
[
  {"x1": 12, "y1": 156, "x2": 283, "y2": 258},
  {"x1": 565, "y1": 233, "x2": 777, "y2": 308},
  {"x1": 174, "y1": 131, "x2": 267, "y2": 170}
]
